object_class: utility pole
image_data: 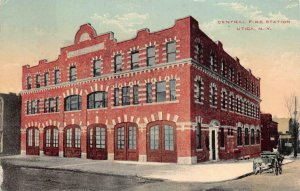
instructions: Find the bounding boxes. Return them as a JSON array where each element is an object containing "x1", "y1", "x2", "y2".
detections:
[{"x1": 293, "y1": 97, "x2": 298, "y2": 158}]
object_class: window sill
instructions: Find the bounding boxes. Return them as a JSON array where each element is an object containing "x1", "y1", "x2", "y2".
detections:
[
  {"x1": 64, "y1": 110, "x2": 81, "y2": 113},
  {"x1": 87, "y1": 107, "x2": 107, "y2": 111},
  {"x1": 194, "y1": 101, "x2": 203, "y2": 105},
  {"x1": 143, "y1": 100, "x2": 179, "y2": 106},
  {"x1": 196, "y1": 149, "x2": 203, "y2": 152},
  {"x1": 220, "y1": 147, "x2": 225, "y2": 150},
  {"x1": 111, "y1": 104, "x2": 142, "y2": 109},
  {"x1": 210, "y1": 105, "x2": 217, "y2": 109},
  {"x1": 237, "y1": 145, "x2": 243, "y2": 148},
  {"x1": 43, "y1": 112, "x2": 59, "y2": 115}
]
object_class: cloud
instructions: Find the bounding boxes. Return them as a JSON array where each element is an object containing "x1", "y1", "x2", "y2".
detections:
[
  {"x1": 0, "y1": 0, "x2": 9, "y2": 9},
  {"x1": 286, "y1": 0, "x2": 299, "y2": 9},
  {"x1": 91, "y1": 12, "x2": 149, "y2": 40}
]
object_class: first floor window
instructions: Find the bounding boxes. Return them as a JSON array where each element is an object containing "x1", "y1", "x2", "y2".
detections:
[
  {"x1": 96, "y1": 127, "x2": 106, "y2": 149},
  {"x1": 65, "y1": 95, "x2": 82, "y2": 111},
  {"x1": 196, "y1": 123, "x2": 201, "y2": 149},
  {"x1": 44, "y1": 99, "x2": 48, "y2": 113},
  {"x1": 66, "y1": 128, "x2": 72, "y2": 147},
  {"x1": 114, "y1": 88, "x2": 119, "y2": 106},
  {"x1": 164, "y1": 125, "x2": 174, "y2": 151},
  {"x1": 133, "y1": 85, "x2": 139, "y2": 104},
  {"x1": 156, "y1": 81, "x2": 166, "y2": 102},
  {"x1": 220, "y1": 128, "x2": 225, "y2": 147},
  {"x1": 237, "y1": 127, "x2": 242, "y2": 146},
  {"x1": 53, "y1": 128, "x2": 58, "y2": 147},
  {"x1": 245, "y1": 128, "x2": 249, "y2": 145},
  {"x1": 251, "y1": 129, "x2": 255, "y2": 145},
  {"x1": 88, "y1": 91, "x2": 107, "y2": 109},
  {"x1": 150, "y1": 125, "x2": 159, "y2": 150},
  {"x1": 117, "y1": 127, "x2": 125, "y2": 149},
  {"x1": 128, "y1": 126, "x2": 137, "y2": 149},
  {"x1": 75, "y1": 128, "x2": 81, "y2": 148},
  {"x1": 146, "y1": 83, "x2": 152, "y2": 103},
  {"x1": 256, "y1": 130, "x2": 260, "y2": 144},
  {"x1": 122, "y1": 87, "x2": 130, "y2": 105},
  {"x1": 170, "y1": 80, "x2": 176, "y2": 101}
]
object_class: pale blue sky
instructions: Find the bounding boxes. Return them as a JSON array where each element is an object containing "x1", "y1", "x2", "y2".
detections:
[{"x1": 0, "y1": 0, "x2": 299, "y2": 118}]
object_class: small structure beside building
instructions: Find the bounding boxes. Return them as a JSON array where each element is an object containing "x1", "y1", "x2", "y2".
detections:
[
  {"x1": 261, "y1": 113, "x2": 279, "y2": 152},
  {"x1": 278, "y1": 132, "x2": 293, "y2": 155},
  {"x1": 0, "y1": 93, "x2": 21, "y2": 155}
]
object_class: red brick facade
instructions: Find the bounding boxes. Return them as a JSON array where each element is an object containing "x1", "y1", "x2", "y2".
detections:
[
  {"x1": 261, "y1": 113, "x2": 279, "y2": 152},
  {"x1": 21, "y1": 16, "x2": 261, "y2": 164}
]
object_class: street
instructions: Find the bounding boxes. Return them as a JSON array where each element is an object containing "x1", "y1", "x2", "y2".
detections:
[{"x1": 0, "y1": 159, "x2": 299, "y2": 191}]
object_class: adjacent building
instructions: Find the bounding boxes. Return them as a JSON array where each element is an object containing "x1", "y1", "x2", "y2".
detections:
[
  {"x1": 261, "y1": 113, "x2": 279, "y2": 152},
  {"x1": 21, "y1": 16, "x2": 261, "y2": 164},
  {"x1": 0, "y1": 93, "x2": 21, "y2": 155}
]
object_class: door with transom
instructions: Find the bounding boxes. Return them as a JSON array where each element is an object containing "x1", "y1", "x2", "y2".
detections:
[
  {"x1": 87, "y1": 124, "x2": 107, "y2": 160},
  {"x1": 44, "y1": 126, "x2": 59, "y2": 156},
  {"x1": 26, "y1": 127, "x2": 40, "y2": 155},
  {"x1": 64, "y1": 125, "x2": 81, "y2": 158},
  {"x1": 147, "y1": 121, "x2": 177, "y2": 163},
  {"x1": 114, "y1": 123, "x2": 138, "y2": 161}
]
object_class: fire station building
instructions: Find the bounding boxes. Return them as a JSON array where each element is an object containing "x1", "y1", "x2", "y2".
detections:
[{"x1": 21, "y1": 16, "x2": 261, "y2": 164}]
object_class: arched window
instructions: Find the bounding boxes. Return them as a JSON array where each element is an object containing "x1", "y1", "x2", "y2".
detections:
[
  {"x1": 256, "y1": 129, "x2": 260, "y2": 144},
  {"x1": 88, "y1": 91, "x2": 107, "y2": 109},
  {"x1": 65, "y1": 95, "x2": 82, "y2": 111},
  {"x1": 251, "y1": 129, "x2": 255, "y2": 145},
  {"x1": 27, "y1": 76, "x2": 32, "y2": 90},
  {"x1": 69, "y1": 66, "x2": 76, "y2": 81},
  {"x1": 44, "y1": 72, "x2": 49, "y2": 86},
  {"x1": 245, "y1": 128, "x2": 249, "y2": 145},
  {"x1": 237, "y1": 127, "x2": 242, "y2": 146}
]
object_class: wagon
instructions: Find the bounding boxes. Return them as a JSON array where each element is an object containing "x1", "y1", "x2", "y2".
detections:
[{"x1": 253, "y1": 151, "x2": 284, "y2": 175}]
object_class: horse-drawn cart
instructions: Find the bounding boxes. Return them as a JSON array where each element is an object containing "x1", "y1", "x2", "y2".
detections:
[{"x1": 253, "y1": 151, "x2": 284, "y2": 175}]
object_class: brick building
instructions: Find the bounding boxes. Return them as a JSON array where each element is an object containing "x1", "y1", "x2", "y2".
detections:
[
  {"x1": 0, "y1": 93, "x2": 21, "y2": 155},
  {"x1": 21, "y1": 16, "x2": 261, "y2": 164},
  {"x1": 261, "y1": 113, "x2": 279, "y2": 151}
]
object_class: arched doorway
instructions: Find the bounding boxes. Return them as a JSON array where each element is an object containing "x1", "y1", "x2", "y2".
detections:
[
  {"x1": 26, "y1": 127, "x2": 39, "y2": 155},
  {"x1": 114, "y1": 122, "x2": 138, "y2": 161},
  {"x1": 209, "y1": 120, "x2": 220, "y2": 161},
  {"x1": 87, "y1": 124, "x2": 107, "y2": 160},
  {"x1": 64, "y1": 125, "x2": 81, "y2": 158},
  {"x1": 44, "y1": 126, "x2": 59, "y2": 156},
  {"x1": 147, "y1": 121, "x2": 177, "y2": 163}
]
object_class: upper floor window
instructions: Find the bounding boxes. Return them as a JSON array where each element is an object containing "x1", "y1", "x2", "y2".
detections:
[
  {"x1": 114, "y1": 55, "x2": 122, "y2": 73},
  {"x1": 251, "y1": 129, "x2": 255, "y2": 145},
  {"x1": 237, "y1": 127, "x2": 242, "y2": 146},
  {"x1": 55, "y1": 97, "x2": 59, "y2": 112},
  {"x1": 93, "y1": 60, "x2": 101, "y2": 77},
  {"x1": 36, "y1": 75, "x2": 40, "y2": 88},
  {"x1": 131, "y1": 51, "x2": 139, "y2": 69},
  {"x1": 44, "y1": 98, "x2": 48, "y2": 113},
  {"x1": 210, "y1": 54, "x2": 216, "y2": 71},
  {"x1": 237, "y1": 72, "x2": 241, "y2": 86},
  {"x1": 256, "y1": 86, "x2": 259, "y2": 96},
  {"x1": 122, "y1": 86, "x2": 130, "y2": 105},
  {"x1": 146, "y1": 83, "x2": 152, "y2": 103},
  {"x1": 221, "y1": 90, "x2": 226, "y2": 109},
  {"x1": 65, "y1": 95, "x2": 82, "y2": 111},
  {"x1": 27, "y1": 76, "x2": 32, "y2": 90},
  {"x1": 170, "y1": 80, "x2": 176, "y2": 101},
  {"x1": 54, "y1": 70, "x2": 60, "y2": 84},
  {"x1": 229, "y1": 67, "x2": 234, "y2": 81},
  {"x1": 251, "y1": 82, "x2": 254, "y2": 94},
  {"x1": 147, "y1": 46, "x2": 155, "y2": 66},
  {"x1": 210, "y1": 84, "x2": 217, "y2": 106},
  {"x1": 221, "y1": 61, "x2": 226, "y2": 77},
  {"x1": 88, "y1": 91, "x2": 107, "y2": 109},
  {"x1": 69, "y1": 66, "x2": 76, "y2": 81},
  {"x1": 166, "y1": 41, "x2": 176, "y2": 62},
  {"x1": 196, "y1": 123, "x2": 202, "y2": 149},
  {"x1": 31, "y1": 100, "x2": 36, "y2": 114},
  {"x1": 196, "y1": 80, "x2": 203, "y2": 103},
  {"x1": 44, "y1": 72, "x2": 49, "y2": 86},
  {"x1": 196, "y1": 44, "x2": 202, "y2": 65},
  {"x1": 229, "y1": 94, "x2": 234, "y2": 111},
  {"x1": 133, "y1": 85, "x2": 139, "y2": 104},
  {"x1": 236, "y1": 98, "x2": 240, "y2": 113},
  {"x1": 156, "y1": 81, "x2": 166, "y2": 102},
  {"x1": 49, "y1": 98, "x2": 55, "y2": 112},
  {"x1": 26, "y1": 101, "x2": 30, "y2": 115},
  {"x1": 114, "y1": 88, "x2": 119, "y2": 106}
]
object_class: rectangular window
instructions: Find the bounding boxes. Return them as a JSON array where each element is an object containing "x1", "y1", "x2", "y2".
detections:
[
  {"x1": 150, "y1": 125, "x2": 159, "y2": 150},
  {"x1": 114, "y1": 88, "x2": 119, "y2": 106},
  {"x1": 131, "y1": 51, "x2": 139, "y2": 69},
  {"x1": 167, "y1": 41, "x2": 176, "y2": 62},
  {"x1": 196, "y1": 123, "x2": 201, "y2": 149},
  {"x1": 147, "y1": 46, "x2": 155, "y2": 66},
  {"x1": 93, "y1": 60, "x2": 101, "y2": 77},
  {"x1": 146, "y1": 83, "x2": 152, "y2": 103},
  {"x1": 95, "y1": 127, "x2": 106, "y2": 149},
  {"x1": 88, "y1": 92, "x2": 107, "y2": 109},
  {"x1": 251, "y1": 129, "x2": 255, "y2": 145},
  {"x1": 34, "y1": 129, "x2": 39, "y2": 146},
  {"x1": 117, "y1": 127, "x2": 125, "y2": 149},
  {"x1": 237, "y1": 127, "x2": 242, "y2": 146},
  {"x1": 128, "y1": 126, "x2": 136, "y2": 149},
  {"x1": 122, "y1": 86, "x2": 130, "y2": 105},
  {"x1": 36, "y1": 75, "x2": 40, "y2": 88},
  {"x1": 27, "y1": 77, "x2": 32, "y2": 90},
  {"x1": 46, "y1": 129, "x2": 51, "y2": 147},
  {"x1": 222, "y1": 92, "x2": 226, "y2": 109},
  {"x1": 53, "y1": 128, "x2": 58, "y2": 147},
  {"x1": 164, "y1": 125, "x2": 174, "y2": 151},
  {"x1": 156, "y1": 81, "x2": 166, "y2": 102},
  {"x1": 196, "y1": 44, "x2": 202, "y2": 64},
  {"x1": 212, "y1": 87, "x2": 216, "y2": 106},
  {"x1": 70, "y1": 67, "x2": 76, "y2": 81},
  {"x1": 54, "y1": 70, "x2": 60, "y2": 84},
  {"x1": 133, "y1": 85, "x2": 139, "y2": 104},
  {"x1": 55, "y1": 97, "x2": 59, "y2": 112},
  {"x1": 230, "y1": 95, "x2": 234, "y2": 111},
  {"x1": 114, "y1": 55, "x2": 122, "y2": 73},
  {"x1": 245, "y1": 128, "x2": 249, "y2": 145},
  {"x1": 44, "y1": 73, "x2": 49, "y2": 86},
  {"x1": 49, "y1": 98, "x2": 55, "y2": 113},
  {"x1": 44, "y1": 99, "x2": 48, "y2": 113},
  {"x1": 27, "y1": 129, "x2": 32, "y2": 146},
  {"x1": 75, "y1": 128, "x2": 81, "y2": 148},
  {"x1": 37, "y1": 100, "x2": 40, "y2": 113},
  {"x1": 66, "y1": 128, "x2": 72, "y2": 147},
  {"x1": 31, "y1": 100, "x2": 36, "y2": 114},
  {"x1": 170, "y1": 80, "x2": 176, "y2": 101}
]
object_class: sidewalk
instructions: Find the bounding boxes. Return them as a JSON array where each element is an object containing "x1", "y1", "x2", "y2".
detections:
[{"x1": 0, "y1": 155, "x2": 294, "y2": 183}]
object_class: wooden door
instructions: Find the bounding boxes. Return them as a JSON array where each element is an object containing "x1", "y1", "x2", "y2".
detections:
[
  {"x1": 87, "y1": 125, "x2": 107, "y2": 160},
  {"x1": 26, "y1": 127, "x2": 40, "y2": 155},
  {"x1": 64, "y1": 126, "x2": 81, "y2": 158},
  {"x1": 212, "y1": 130, "x2": 216, "y2": 160},
  {"x1": 114, "y1": 123, "x2": 138, "y2": 161},
  {"x1": 147, "y1": 121, "x2": 177, "y2": 163},
  {"x1": 44, "y1": 127, "x2": 59, "y2": 156}
]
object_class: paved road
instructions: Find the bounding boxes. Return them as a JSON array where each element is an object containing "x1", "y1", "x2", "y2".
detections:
[{"x1": 0, "y1": 159, "x2": 299, "y2": 191}]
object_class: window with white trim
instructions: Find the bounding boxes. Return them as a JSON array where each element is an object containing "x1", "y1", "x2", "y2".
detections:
[
  {"x1": 36, "y1": 75, "x2": 40, "y2": 88},
  {"x1": 69, "y1": 66, "x2": 76, "y2": 81},
  {"x1": 131, "y1": 51, "x2": 139, "y2": 69},
  {"x1": 146, "y1": 83, "x2": 152, "y2": 103},
  {"x1": 27, "y1": 76, "x2": 32, "y2": 90},
  {"x1": 166, "y1": 41, "x2": 176, "y2": 62},
  {"x1": 122, "y1": 86, "x2": 130, "y2": 105},
  {"x1": 114, "y1": 54, "x2": 122, "y2": 73},
  {"x1": 156, "y1": 81, "x2": 166, "y2": 102},
  {"x1": 147, "y1": 46, "x2": 155, "y2": 66},
  {"x1": 88, "y1": 91, "x2": 108, "y2": 109},
  {"x1": 170, "y1": 80, "x2": 176, "y2": 101},
  {"x1": 93, "y1": 60, "x2": 101, "y2": 77}
]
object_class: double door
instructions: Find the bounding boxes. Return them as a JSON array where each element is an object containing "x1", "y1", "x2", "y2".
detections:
[
  {"x1": 26, "y1": 127, "x2": 40, "y2": 155},
  {"x1": 87, "y1": 125, "x2": 107, "y2": 160},
  {"x1": 64, "y1": 126, "x2": 81, "y2": 158},
  {"x1": 44, "y1": 126, "x2": 59, "y2": 156}
]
